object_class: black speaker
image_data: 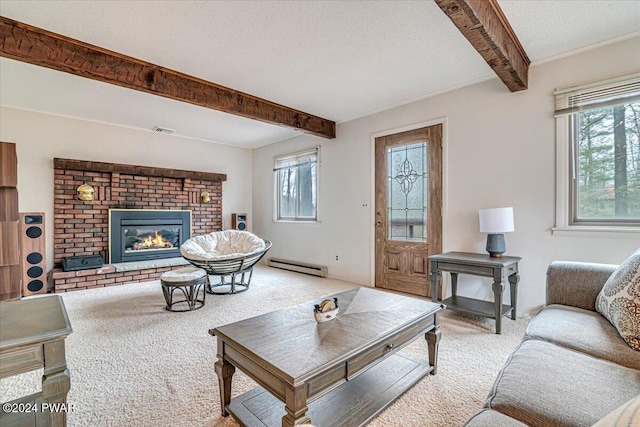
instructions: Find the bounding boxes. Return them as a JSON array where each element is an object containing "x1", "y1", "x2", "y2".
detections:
[
  {"x1": 231, "y1": 213, "x2": 247, "y2": 231},
  {"x1": 19, "y1": 212, "x2": 47, "y2": 296}
]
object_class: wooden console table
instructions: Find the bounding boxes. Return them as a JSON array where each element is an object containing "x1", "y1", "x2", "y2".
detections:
[
  {"x1": 428, "y1": 252, "x2": 520, "y2": 334},
  {"x1": 0, "y1": 295, "x2": 73, "y2": 427}
]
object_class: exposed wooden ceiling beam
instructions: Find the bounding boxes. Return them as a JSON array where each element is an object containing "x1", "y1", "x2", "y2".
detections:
[
  {"x1": 434, "y1": 0, "x2": 530, "y2": 92},
  {"x1": 0, "y1": 17, "x2": 336, "y2": 139}
]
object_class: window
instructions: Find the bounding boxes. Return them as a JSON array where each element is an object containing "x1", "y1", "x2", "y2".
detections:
[
  {"x1": 555, "y1": 73, "x2": 640, "y2": 230},
  {"x1": 274, "y1": 148, "x2": 318, "y2": 221}
]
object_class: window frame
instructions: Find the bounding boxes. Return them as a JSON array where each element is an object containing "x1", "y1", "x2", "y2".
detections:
[
  {"x1": 554, "y1": 72, "x2": 640, "y2": 235},
  {"x1": 273, "y1": 147, "x2": 320, "y2": 223}
]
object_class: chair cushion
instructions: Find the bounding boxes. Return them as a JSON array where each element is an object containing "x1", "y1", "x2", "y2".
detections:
[
  {"x1": 160, "y1": 266, "x2": 207, "y2": 282},
  {"x1": 181, "y1": 230, "x2": 266, "y2": 261},
  {"x1": 526, "y1": 304, "x2": 640, "y2": 370},
  {"x1": 595, "y1": 248, "x2": 640, "y2": 350},
  {"x1": 485, "y1": 339, "x2": 640, "y2": 427}
]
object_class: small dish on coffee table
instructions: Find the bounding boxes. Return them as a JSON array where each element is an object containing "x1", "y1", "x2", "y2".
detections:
[{"x1": 314, "y1": 297, "x2": 339, "y2": 323}]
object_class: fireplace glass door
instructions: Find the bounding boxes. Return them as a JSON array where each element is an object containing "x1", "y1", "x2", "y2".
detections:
[
  {"x1": 123, "y1": 225, "x2": 181, "y2": 255},
  {"x1": 109, "y1": 210, "x2": 191, "y2": 263}
]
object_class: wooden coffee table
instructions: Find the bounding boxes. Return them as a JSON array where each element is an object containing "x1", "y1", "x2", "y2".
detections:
[{"x1": 209, "y1": 287, "x2": 443, "y2": 427}]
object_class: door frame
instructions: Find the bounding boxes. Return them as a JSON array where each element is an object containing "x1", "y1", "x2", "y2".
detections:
[{"x1": 368, "y1": 117, "x2": 449, "y2": 288}]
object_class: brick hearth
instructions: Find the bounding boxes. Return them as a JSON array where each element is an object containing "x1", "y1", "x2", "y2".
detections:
[
  {"x1": 51, "y1": 265, "x2": 178, "y2": 292},
  {"x1": 51, "y1": 159, "x2": 225, "y2": 292}
]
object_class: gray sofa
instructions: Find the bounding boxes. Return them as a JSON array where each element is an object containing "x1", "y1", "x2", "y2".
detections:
[{"x1": 465, "y1": 261, "x2": 640, "y2": 427}]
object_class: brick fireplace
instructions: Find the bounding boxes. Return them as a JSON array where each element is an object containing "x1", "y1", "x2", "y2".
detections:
[{"x1": 50, "y1": 158, "x2": 225, "y2": 292}]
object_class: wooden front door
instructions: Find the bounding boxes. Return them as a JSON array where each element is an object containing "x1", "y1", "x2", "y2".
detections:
[{"x1": 375, "y1": 125, "x2": 442, "y2": 297}]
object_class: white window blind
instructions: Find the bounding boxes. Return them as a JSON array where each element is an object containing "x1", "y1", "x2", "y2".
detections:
[
  {"x1": 273, "y1": 148, "x2": 318, "y2": 171},
  {"x1": 554, "y1": 72, "x2": 640, "y2": 117}
]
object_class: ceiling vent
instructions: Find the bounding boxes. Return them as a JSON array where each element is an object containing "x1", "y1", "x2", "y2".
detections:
[{"x1": 152, "y1": 126, "x2": 176, "y2": 134}]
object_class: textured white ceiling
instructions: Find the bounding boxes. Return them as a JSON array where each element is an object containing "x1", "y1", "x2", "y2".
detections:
[{"x1": 1, "y1": 1, "x2": 639, "y2": 148}]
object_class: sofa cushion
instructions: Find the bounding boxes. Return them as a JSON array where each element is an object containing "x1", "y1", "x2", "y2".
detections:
[
  {"x1": 485, "y1": 339, "x2": 640, "y2": 427},
  {"x1": 591, "y1": 394, "x2": 640, "y2": 427},
  {"x1": 464, "y1": 409, "x2": 528, "y2": 427},
  {"x1": 526, "y1": 304, "x2": 640, "y2": 370},
  {"x1": 596, "y1": 249, "x2": 640, "y2": 350}
]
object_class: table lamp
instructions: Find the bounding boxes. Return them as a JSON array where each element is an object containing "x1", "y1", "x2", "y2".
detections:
[{"x1": 478, "y1": 207, "x2": 514, "y2": 258}]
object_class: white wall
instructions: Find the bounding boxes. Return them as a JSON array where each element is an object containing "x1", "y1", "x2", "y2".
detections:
[
  {"x1": 0, "y1": 107, "x2": 253, "y2": 271},
  {"x1": 253, "y1": 36, "x2": 640, "y2": 316}
]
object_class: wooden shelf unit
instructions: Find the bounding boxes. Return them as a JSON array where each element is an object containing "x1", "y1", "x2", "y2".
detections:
[{"x1": 0, "y1": 142, "x2": 21, "y2": 301}]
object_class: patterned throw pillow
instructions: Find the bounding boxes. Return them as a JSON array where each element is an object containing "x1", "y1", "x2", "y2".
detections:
[{"x1": 596, "y1": 249, "x2": 640, "y2": 351}]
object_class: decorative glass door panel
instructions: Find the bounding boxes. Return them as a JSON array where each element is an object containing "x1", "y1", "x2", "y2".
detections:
[{"x1": 388, "y1": 142, "x2": 428, "y2": 242}]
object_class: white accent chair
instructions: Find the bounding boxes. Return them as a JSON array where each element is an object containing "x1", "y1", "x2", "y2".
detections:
[{"x1": 180, "y1": 230, "x2": 271, "y2": 294}]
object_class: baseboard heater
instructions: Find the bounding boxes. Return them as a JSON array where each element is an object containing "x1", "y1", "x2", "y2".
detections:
[{"x1": 267, "y1": 258, "x2": 328, "y2": 278}]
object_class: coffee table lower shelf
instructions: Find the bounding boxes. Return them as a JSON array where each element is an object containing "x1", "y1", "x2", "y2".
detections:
[{"x1": 227, "y1": 352, "x2": 431, "y2": 427}]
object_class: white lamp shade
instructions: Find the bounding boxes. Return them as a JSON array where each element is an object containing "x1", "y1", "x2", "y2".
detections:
[{"x1": 479, "y1": 207, "x2": 514, "y2": 233}]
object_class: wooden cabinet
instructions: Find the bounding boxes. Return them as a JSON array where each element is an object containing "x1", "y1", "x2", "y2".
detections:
[
  {"x1": 0, "y1": 142, "x2": 18, "y2": 187},
  {"x1": 0, "y1": 142, "x2": 21, "y2": 301}
]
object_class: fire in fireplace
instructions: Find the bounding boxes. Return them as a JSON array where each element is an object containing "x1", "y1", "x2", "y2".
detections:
[
  {"x1": 109, "y1": 209, "x2": 191, "y2": 263},
  {"x1": 126, "y1": 228, "x2": 177, "y2": 252}
]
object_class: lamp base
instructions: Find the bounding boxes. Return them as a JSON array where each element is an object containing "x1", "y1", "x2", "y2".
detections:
[{"x1": 486, "y1": 233, "x2": 506, "y2": 258}]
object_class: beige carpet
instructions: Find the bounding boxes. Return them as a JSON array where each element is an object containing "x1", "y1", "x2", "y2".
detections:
[{"x1": 1, "y1": 265, "x2": 529, "y2": 427}]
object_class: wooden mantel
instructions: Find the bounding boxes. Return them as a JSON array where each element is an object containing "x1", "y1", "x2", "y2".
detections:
[
  {"x1": 53, "y1": 158, "x2": 227, "y2": 182},
  {"x1": 0, "y1": 16, "x2": 336, "y2": 139},
  {"x1": 435, "y1": 0, "x2": 530, "y2": 92}
]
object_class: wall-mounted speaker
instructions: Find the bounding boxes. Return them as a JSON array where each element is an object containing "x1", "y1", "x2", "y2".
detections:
[
  {"x1": 231, "y1": 213, "x2": 248, "y2": 231},
  {"x1": 19, "y1": 212, "x2": 47, "y2": 296}
]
